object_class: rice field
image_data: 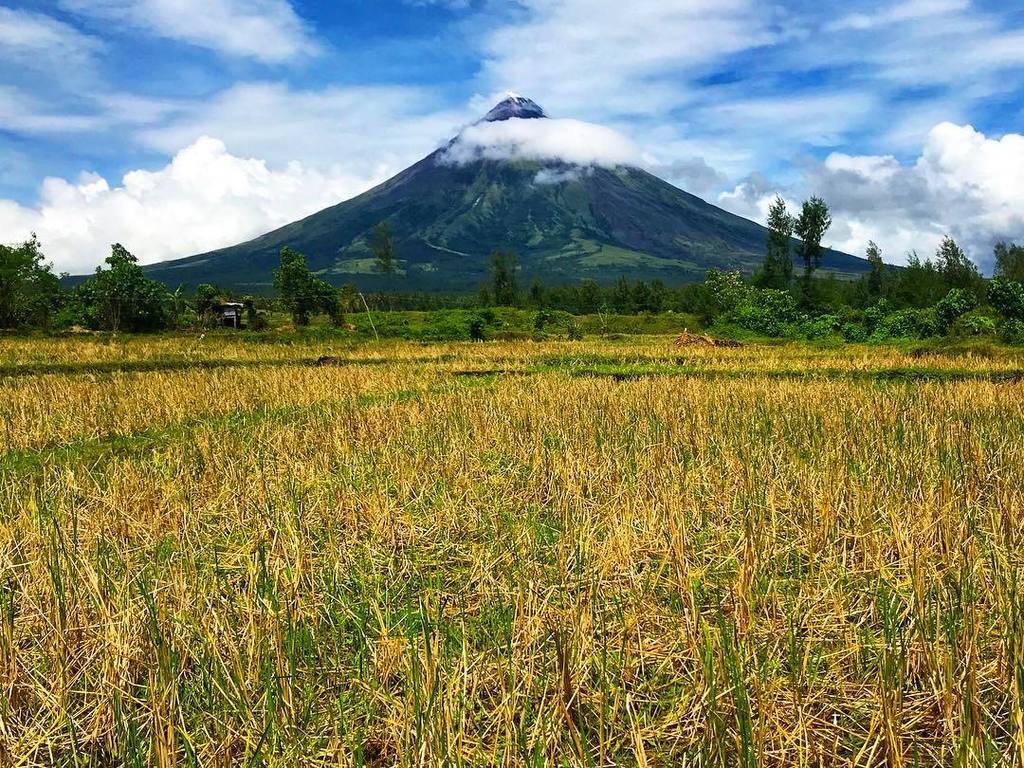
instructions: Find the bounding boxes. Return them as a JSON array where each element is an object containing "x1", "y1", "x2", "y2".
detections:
[{"x1": 2, "y1": 333, "x2": 1024, "y2": 766}]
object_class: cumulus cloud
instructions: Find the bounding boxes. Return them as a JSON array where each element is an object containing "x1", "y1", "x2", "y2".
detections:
[
  {"x1": 58, "y1": 0, "x2": 320, "y2": 62},
  {"x1": 716, "y1": 123, "x2": 1024, "y2": 270},
  {"x1": 441, "y1": 118, "x2": 640, "y2": 168},
  {"x1": 0, "y1": 137, "x2": 383, "y2": 274}
]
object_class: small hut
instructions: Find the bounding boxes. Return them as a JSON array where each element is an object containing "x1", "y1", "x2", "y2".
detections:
[{"x1": 215, "y1": 302, "x2": 245, "y2": 329}]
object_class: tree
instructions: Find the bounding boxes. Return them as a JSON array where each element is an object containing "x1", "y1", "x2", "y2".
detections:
[
  {"x1": 274, "y1": 247, "x2": 314, "y2": 325},
  {"x1": 577, "y1": 279, "x2": 600, "y2": 314},
  {"x1": 194, "y1": 284, "x2": 220, "y2": 318},
  {"x1": 611, "y1": 276, "x2": 633, "y2": 313},
  {"x1": 632, "y1": 280, "x2": 655, "y2": 313},
  {"x1": 315, "y1": 280, "x2": 345, "y2": 327},
  {"x1": 168, "y1": 286, "x2": 193, "y2": 329},
  {"x1": 370, "y1": 222, "x2": 397, "y2": 306},
  {"x1": 242, "y1": 297, "x2": 265, "y2": 330},
  {"x1": 649, "y1": 280, "x2": 667, "y2": 313},
  {"x1": 0, "y1": 235, "x2": 62, "y2": 329},
  {"x1": 794, "y1": 197, "x2": 832, "y2": 281},
  {"x1": 934, "y1": 236, "x2": 984, "y2": 299},
  {"x1": 528, "y1": 277, "x2": 546, "y2": 308},
  {"x1": 273, "y1": 246, "x2": 339, "y2": 326},
  {"x1": 698, "y1": 269, "x2": 750, "y2": 323},
  {"x1": 866, "y1": 241, "x2": 885, "y2": 298},
  {"x1": 370, "y1": 222, "x2": 396, "y2": 275},
  {"x1": 73, "y1": 244, "x2": 169, "y2": 332},
  {"x1": 490, "y1": 250, "x2": 518, "y2": 306},
  {"x1": 757, "y1": 196, "x2": 794, "y2": 289},
  {"x1": 994, "y1": 242, "x2": 1024, "y2": 283},
  {"x1": 892, "y1": 251, "x2": 945, "y2": 308}
]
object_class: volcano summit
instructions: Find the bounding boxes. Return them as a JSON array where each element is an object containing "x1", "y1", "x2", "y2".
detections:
[{"x1": 144, "y1": 95, "x2": 868, "y2": 291}]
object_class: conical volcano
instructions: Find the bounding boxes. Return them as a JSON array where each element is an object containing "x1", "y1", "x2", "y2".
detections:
[{"x1": 144, "y1": 96, "x2": 869, "y2": 291}]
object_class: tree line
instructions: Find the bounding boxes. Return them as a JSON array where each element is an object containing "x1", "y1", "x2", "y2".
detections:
[{"x1": 3, "y1": 210, "x2": 1024, "y2": 343}]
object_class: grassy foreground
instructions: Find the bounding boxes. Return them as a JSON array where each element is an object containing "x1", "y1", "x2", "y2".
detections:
[{"x1": 2, "y1": 334, "x2": 1024, "y2": 766}]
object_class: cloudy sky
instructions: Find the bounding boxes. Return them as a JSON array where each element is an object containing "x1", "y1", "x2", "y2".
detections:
[{"x1": 1, "y1": 0, "x2": 1023, "y2": 273}]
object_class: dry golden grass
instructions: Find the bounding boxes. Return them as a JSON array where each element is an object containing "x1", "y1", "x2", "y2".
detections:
[{"x1": 1, "y1": 334, "x2": 1023, "y2": 766}]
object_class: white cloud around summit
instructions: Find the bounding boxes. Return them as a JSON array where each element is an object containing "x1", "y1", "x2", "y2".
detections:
[{"x1": 442, "y1": 118, "x2": 640, "y2": 168}]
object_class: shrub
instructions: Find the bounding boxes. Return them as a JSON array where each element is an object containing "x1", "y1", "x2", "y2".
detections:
[
  {"x1": 1001, "y1": 319, "x2": 1024, "y2": 346},
  {"x1": 935, "y1": 288, "x2": 978, "y2": 334},
  {"x1": 248, "y1": 312, "x2": 269, "y2": 331},
  {"x1": 796, "y1": 314, "x2": 840, "y2": 340},
  {"x1": 732, "y1": 289, "x2": 801, "y2": 336},
  {"x1": 950, "y1": 312, "x2": 996, "y2": 338},
  {"x1": 863, "y1": 300, "x2": 890, "y2": 334},
  {"x1": 566, "y1": 319, "x2": 583, "y2": 341},
  {"x1": 988, "y1": 278, "x2": 1024, "y2": 320},
  {"x1": 876, "y1": 308, "x2": 938, "y2": 340},
  {"x1": 534, "y1": 310, "x2": 554, "y2": 331},
  {"x1": 841, "y1": 322, "x2": 868, "y2": 343},
  {"x1": 467, "y1": 315, "x2": 486, "y2": 341}
]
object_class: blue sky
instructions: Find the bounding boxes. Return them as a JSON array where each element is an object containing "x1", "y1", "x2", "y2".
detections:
[{"x1": 2, "y1": 0, "x2": 1023, "y2": 272}]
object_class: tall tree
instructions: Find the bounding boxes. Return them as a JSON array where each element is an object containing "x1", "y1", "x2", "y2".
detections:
[
  {"x1": 528, "y1": 277, "x2": 546, "y2": 308},
  {"x1": 611, "y1": 276, "x2": 633, "y2": 314},
  {"x1": 994, "y1": 241, "x2": 1024, "y2": 282},
  {"x1": 757, "y1": 196, "x2": 794, "y2": 289},
  {"x1": 370, "y1": 222, "x2": 397, "y2": 310},
  {"x1": 273, "y1": 246, "x2": 339, "y2": 326},
  {"x1": 577, "y1": 279, "x2": 600, "y2": 314},
  {"x1": 866, "y1": 241, "x2": 885, "y2": 298},
  {"x1": 935, "y1": 236, "x2": 983, "y2": 295},
  {"x1": 370, "y1": 222, "x2": 396, "y2": 278},
  {"x1": 0, "y1": 235, "x2": 61, "y2": 329},
  {"x1": 490, "y1": 250, "x2": 518, "y2": 306},
  {"x1": 794, "y1": 197, "x2": 832, "y2": 305},
  {"x1": 73, "y1": 244, "x2": 169, "y2": 332},
  {"x1": 794, "y1": 197, "x2": 832, "y2": 279},
  {"x1": 632, "y1": 280, "x2": 654, "y2": 313},
  {"x1": 648, "y1": 280, "x2": 667, "y2": 313},
  {"x1": 892, "y1": 251, "x2": 945, "y2": 308}
]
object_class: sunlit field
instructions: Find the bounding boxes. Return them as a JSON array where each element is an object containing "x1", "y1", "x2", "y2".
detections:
[{"x1": 2, "y1": 333, "x2": 1024, "y2": 766}]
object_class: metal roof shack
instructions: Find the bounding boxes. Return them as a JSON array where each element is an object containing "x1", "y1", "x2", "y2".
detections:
[{"x1": 214, "y1": 302, "x2": 245, "y2": 329}]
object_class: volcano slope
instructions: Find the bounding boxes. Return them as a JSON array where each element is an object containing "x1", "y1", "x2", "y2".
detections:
[{"x1": 144, "y1": 95, "x2": 868, "y2": 291}]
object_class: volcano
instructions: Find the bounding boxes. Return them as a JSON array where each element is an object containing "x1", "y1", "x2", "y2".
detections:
[{"x1": 143, "y1": 95, "x2": 869, "y2": 291}]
